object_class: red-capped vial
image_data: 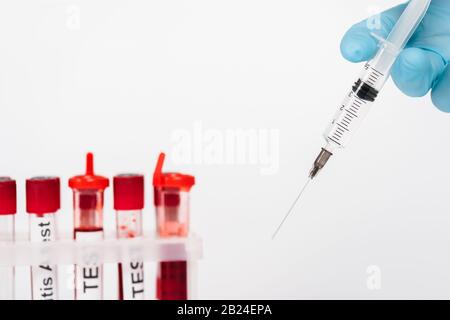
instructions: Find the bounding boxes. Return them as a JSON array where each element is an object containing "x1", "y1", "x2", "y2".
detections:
[
  {"x1": 69, "y1": 153, "x2": 109, "y2": 300},
  {"x1": 0, "y1": 177, "x2": 16, "y2": 300},
  {"x1": 114, "y1": 174, "x2": 145, "y2": 300},
  {"x1": 26, "y1": 176, "x2": 60, "y2": 300},
  {"x1": 153, "y1": 153, "x2": 195, "y2": 300}
]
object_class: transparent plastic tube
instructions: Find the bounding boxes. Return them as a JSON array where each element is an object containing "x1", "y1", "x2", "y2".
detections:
[
  {"x1": 26, "y1": 177, "x2": 60, "y2": 300},
  {"x1": 69, "y1": 153, "x2": 109, "y2": 300},
  {"x1": 0, "y1": 177, "x2": 16, "y2": 300},
  {"x1": 155, "y1": 188, "x2": 190, "y2": 300},
  {"x1": 116, "y1": 209, "x2": 144, "y2": 300},
  {"x1": 0, "y1": 215, "x2": 14, "y2": 300},
  {"x1": 153, "y1": 153, "x2": 195, "y2": 300},
  {"x1": 155, "y1": 189, "x2": 190, "y2": 238},
  {"x1": 73, "y1": 189, "x2": 105, "y2": 300},
  {"x1": 114, "y1": 174, "x2": 145, "y2": 300}
]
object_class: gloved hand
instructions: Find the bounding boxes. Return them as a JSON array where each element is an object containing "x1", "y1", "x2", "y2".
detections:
[{"x1": 340, "y1": 0, "x2": 450, "y2": 112}]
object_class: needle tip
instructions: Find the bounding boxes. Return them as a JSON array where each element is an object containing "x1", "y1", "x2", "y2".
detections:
[{"x1": 271, "y1": 178, "x2": 312, "y2": 240}]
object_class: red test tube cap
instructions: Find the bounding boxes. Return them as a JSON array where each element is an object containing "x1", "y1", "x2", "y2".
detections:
[
  {"x1": 152, "y1": 153, "x2": 195, "y2": 192},
  {"x1": 26, "y1": 177, "x2": 61, "y2": 214},
  {"x1": 113, "y1": 174, "x2": 144, "y2": 210},
  {"x1": 0, "y1": 177, "x2": 16, "y2": 215},
  {"x1": 152, "y1": 153, "x2": 195, "y2": 207},
  {"x1": 69, "y1": 153, "x2": 109, "y2": 191}
]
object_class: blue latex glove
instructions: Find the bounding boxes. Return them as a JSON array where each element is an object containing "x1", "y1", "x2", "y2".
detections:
[{"x1": 340, "y1": 0, "x2": 450, "y2": 112}]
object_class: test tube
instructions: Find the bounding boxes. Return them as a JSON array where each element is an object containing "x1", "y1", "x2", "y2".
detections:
[
  {"x1": 26, "y1": 176, "x2": 60, "y2": 300},
  {"x1": 69, "y1": 153, "x2": 109, "y2": 300},
  {"x1": 0, "y1": 177, "x2": 16, "y2": 300},
  {"x1": 114, "y1": 174, "x2": 145, "y2": 300},
  {"x1": 152, "y1": 153, "x2": 195, "y2": 300}
]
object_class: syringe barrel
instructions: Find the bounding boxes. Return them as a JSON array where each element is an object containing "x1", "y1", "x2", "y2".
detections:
[
  {"x1": 385, "y1": 0, "x2": 431, "y2": 54},
  {"x1": 324, "y1": 74, "x2": 378, "y2": 150},
  {"x1": 323, "y1": 0, "x2": 431, "y2": 151}
]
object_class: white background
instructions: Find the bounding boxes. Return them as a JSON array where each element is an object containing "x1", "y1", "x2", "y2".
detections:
[{"x1": 1, "y1": 0, "x2": 450, "y2": 299}]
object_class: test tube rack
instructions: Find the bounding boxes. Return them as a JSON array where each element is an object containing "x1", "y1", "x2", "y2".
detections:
[{"x1": 0, "y1": 233, "x2": 202, "y2": 300}]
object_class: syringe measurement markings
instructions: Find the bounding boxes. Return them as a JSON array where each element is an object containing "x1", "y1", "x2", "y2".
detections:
[
  {"x1": 345, "y1": 116, "x2": 355, "y2": 124},
  {"x1": 371, "y1": 67, "x2": 384, "y2": 77},
  {"x1": 369, "y1": 71, "x2": 380, "y2": 80},
  {"x1": 328, "y1": 136, "x2": 342, "y2": 146},
  {"x1": 345, "y1": 113, "x2": 354, "y2": 120},
  {"x1": 347, "y1": 109, "x2": 358, "y2": 118},
  {"x1": 353, "y1": 95, "x2": 367, "y2": 104},
  {"x1": 329, "y1": 79, "x2": 376, "y2": 147},
  {"x1": 336, "y1": 128, "x2": 345, "y2": 135},
  {"x1": 340, "y1": 121, "x2": 349, "y2": 128},
  {"x1": 341, "y1": 118, "x2": 350, "y2": 126},
  {"x1": 337, "y1": 123, "x2": 349, "y2": 131}
]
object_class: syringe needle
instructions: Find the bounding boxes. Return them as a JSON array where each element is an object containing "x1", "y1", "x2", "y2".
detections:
[{"x1": 272, "y1": 178, "x2": 312, "y2": 240}]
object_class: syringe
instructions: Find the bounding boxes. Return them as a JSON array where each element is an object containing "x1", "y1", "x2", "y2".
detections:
[
  {"x1": 310, "y1": 0, "x2": 431, "y2": 179},
  {"x1": 273, "y1": 0, "x2": 431, "y2": 239}
]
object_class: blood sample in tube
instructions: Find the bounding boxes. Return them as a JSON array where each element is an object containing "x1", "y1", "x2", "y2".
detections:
[
  {"x1": 114, "y1": 174, "x2": 145, "y2": 300},
  {"x1": 153, "y1": 153, "x2": 195, "y2": 300},
  {"x1": 0, "y1": 177, "x2": 16, "y2": 300},
  {"x1": 26, "y1": 176, "x2": 60, "y2": 300},
  {"x1": 69, "y1": 153, "x2": 109, "y2": 300}
]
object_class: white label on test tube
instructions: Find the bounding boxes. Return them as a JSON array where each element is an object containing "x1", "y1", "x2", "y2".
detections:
[
  {"x1": 75, "y1": 230, "x2": 103, "y2": 300},
  {"x1": 121, "y1": 261, "x2": 145, "y2": 300},
  {"x1": 29, "y1": 215, "x2": 58, "y2": 300}
]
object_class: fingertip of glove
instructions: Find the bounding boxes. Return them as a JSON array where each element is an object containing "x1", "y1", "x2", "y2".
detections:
[
  {"x1": 431, "y1": 93, "x2": 450, "y2": 113},
  {"x1": 431, "y1": 71, "x2": 450, "y2": 113},
  {"x1": 340, "y1": 31, "x2": 377, "y2": 63},
  {"x1": 391, "y1": 49, "x2": 436, "y2": 97},
  {"x1": 397, "y1": 48, "x2": 430, "y2": 73}
]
